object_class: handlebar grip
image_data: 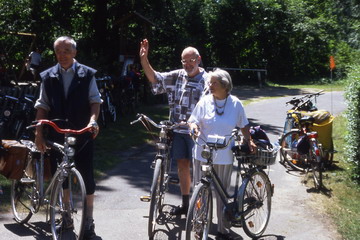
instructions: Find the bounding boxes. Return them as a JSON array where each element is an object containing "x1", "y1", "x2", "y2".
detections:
[{"x1": 130, "y1": 119, "x2": 140, "y2": 125}]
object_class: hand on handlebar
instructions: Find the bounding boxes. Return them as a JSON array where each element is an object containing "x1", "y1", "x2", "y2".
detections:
[
  {"x1": 189, "y1": 123, "x2": 200, "y2": 138},
  {"x1": 248, "y1": 139, "x2": 257, "y2": 154},
  {"x1": 87, "y1": 120, "x2": 99, "y2": 139}
]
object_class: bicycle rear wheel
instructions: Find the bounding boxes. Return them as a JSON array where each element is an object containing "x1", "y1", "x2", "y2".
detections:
[
  {"x1": 11, "y1": 177, "x2": 35, "y2": 223},
  {"x1": 280, "y1": 130, "x2": 309, "y2": 171},
  {"x1": 185, "y1": 182, "x2": 213, "y2": 240},
  {"x1": 239, "y1": 170, "x2": 272, "y2": 238},
  {"x1": 311, "y1": 154, "x2": 323, "y2": 189},
  {"x1": 148, "y1": 158, "x2": 164, "y2": 239},
  {"x1": 11, "y1": 153, "x2": 36, "y2": 223},
  {"x1": 50, "y1": 168, "x2": 86, "y2": 240}
]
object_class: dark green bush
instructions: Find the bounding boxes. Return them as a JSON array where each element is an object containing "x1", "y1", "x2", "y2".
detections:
[{"x1": 344, "y1": 65, "x2": 360, "y2": 182}]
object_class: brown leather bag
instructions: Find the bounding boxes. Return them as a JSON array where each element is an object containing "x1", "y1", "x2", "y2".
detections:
[{"x1": 0, "y1": 140, "x2": 29, "y2": 180}]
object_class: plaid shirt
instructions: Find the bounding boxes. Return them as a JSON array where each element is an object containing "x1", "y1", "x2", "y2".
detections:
[{"x1": 152, "y1": 68, "x2": 208, "y2": 134}]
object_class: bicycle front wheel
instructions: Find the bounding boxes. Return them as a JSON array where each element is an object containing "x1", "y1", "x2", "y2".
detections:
[
  {"x1": 50, "y1": 168, "x2": 87, "y2": 240},
  {"x1": 280, "y1": 130, "x2": 309, "y2": 171},
  {"x1": 239, "y1": 170, "x2": 272, "y2": 238},
  {"x1": 185, "y1": 182, "x2": 213, "y2": 240},
  {"x1": 148, "y1": 158, "x2": 164, "y2": 239}
]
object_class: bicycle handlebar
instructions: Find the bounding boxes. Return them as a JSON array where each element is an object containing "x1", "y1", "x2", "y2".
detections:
[
  {"x1": 130, "y1": 113, "x2": 184, "y2": 130},
  {"x1": 285, "y1": 90, "x2": 324, "y2": 106},
  {"x1": 27, "y1": 119, "x2": 93, "y2": 135},
  {"x1": 192, "y1": 127, "x2": 241, "y2": 150}
]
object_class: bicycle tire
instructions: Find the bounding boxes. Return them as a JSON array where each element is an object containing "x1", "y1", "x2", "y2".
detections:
[
  {"x1": 239, "y1": 170, "x2": 272, "y2": 238},
  {"x1": 280, "y1": 130, "x2": 309, "y2": 171},
  {"x1": 148, "y1": 158, "x2": 163, "y2": 239},
  {"x1": 50, "y1": 168, "x2": 87, "y2": 240},
  {"x1": 99, "y1": 104, "x2": 107, "y2": 128},
  {"x1": 107, "y1": 95, "x2": 117, "y2": 122},
  {"x1": 311, "y1": 150, "x2": 323, "y2": 189},
  {"x1": 10, "y1": 154, "x2": 36, "y2": 223},
  {"x1": 185, "y1": 182, "x2": 213, "y2": 240}
]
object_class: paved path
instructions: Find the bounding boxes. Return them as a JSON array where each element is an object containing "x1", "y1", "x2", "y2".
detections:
[{"x1": 0, "y1": 87, "x2": 346, "y2": 240}]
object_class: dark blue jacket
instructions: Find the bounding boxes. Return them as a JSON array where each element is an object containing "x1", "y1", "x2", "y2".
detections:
[{"x1": 40, "y1": 63, "x2": 96, "y2": 133}]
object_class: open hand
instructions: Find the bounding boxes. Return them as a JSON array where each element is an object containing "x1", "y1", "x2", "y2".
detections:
[{"x1": 139, "y1": 39, "x2": 149, "y2": 59}]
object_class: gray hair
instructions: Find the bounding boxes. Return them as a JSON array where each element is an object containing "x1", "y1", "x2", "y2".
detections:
[
  {"x1": 208, "y1": 68, "x2": 233, "y2": 93},
  {"x1": 54, "y1": 36, "x2": 77, "y2": 50}
]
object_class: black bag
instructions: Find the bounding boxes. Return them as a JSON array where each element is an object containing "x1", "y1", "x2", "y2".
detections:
[{"x1": 250, "y1": 126, "x2": 272, "y2": 149}]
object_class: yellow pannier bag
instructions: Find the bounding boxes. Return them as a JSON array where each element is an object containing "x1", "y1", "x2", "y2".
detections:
[{"x1": 310, "y1": 114, "x2": 334, "y2": 151}]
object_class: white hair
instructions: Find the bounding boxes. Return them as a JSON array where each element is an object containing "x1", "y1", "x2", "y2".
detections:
[{"x1": 54, "y1": 36, "x2": 77, "y2": 50}]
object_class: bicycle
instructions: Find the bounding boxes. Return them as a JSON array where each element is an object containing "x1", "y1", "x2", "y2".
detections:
[
  {"x1": 281, "y1": 90, "x2": 335, "y2": 165},
  {"x1": 185, "y1": 128, "x2": 278, "y2": 239},
  {"x1": 279, "y1": 113, "x2": 324, "y2": 189},
  {"x1": 96, "y1": 76, "x2": 117, "y2": 127},
  {"x1": 130, "y1": 113, "x2": 182, "y2": 240},
  {"x1": 10, "y1": 119, "x2": 94, "y2": 240}
]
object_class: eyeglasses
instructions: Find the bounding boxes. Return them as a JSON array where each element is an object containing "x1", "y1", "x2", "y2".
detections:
[{"x1": 181, "y1": 58, "x2": 197, "y2": 64}]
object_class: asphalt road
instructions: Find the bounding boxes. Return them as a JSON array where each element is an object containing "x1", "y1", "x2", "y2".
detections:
[{"x1": 0, "y1": 88, "x2": 346, "y2": 240}]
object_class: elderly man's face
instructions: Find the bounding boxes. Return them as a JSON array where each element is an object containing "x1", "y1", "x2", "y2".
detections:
[
  {"x1": 181, "y1": 50, "x2": 200, "y2": 77},
  {"x1": 54, "y1": 40, "x2": 76, "y2": 70}
]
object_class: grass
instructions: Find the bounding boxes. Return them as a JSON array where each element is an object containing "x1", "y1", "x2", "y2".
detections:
[
  {"x1": 267, "y1": 78, "x2": 346, "y2": 91},
  {"x1": 93, "y1": 103, "x2": 169, "y2": 178},
  {"x1": 306, "y1": 115, "x2": 360, "y2": 240}
]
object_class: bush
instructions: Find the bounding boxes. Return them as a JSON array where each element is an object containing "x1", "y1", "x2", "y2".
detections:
[{"x1": 344, "y1": 64, "x2": 360, "y2": 181}]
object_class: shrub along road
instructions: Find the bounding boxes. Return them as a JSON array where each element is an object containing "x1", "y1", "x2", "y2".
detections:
[{"x1": 0, "y1": 87, "x2": 346, "y2": 239}]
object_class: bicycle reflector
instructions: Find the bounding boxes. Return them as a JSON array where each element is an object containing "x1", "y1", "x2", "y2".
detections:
[{"x1": 307, "y1": 132, "x2": 318, "y2": 139}]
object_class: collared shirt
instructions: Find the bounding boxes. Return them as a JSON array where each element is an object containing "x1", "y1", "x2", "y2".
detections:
[
  {"x1": 35, "y1": 61, "x2": 102, "y2": 111},
  {"x1": 152, "y1": 68, "x2": 208, "y2": 134}
]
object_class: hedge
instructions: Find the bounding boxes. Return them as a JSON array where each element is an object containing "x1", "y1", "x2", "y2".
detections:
[{"x1": 344, "y1": 65, "x2": 360, "y2": 182}]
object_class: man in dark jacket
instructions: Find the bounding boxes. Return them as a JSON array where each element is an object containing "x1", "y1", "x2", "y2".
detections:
[{"x1": 35, "y1": 36, "x2": 101, "y2": 239}]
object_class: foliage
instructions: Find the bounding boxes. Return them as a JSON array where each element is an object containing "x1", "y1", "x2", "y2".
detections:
[
  {"x1": 344, "y1": 64, "x2": 360, "y2": 181},
  {"x1": 0, "y1": 0, "x2": 359, "y2": 83}
]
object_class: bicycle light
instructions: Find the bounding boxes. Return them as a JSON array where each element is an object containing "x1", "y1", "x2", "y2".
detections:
[
  {"x1": 66, "y1": 137, "x2": 76, "y2": 145},
  {"x1": 201, "y1": 147, "x2": 211, "y2": 159},
  {"x1": 66, "y1": 147, "x2": 75, "y2": 157}
]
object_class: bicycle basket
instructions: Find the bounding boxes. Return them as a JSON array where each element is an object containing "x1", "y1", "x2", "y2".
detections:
[
  {"x1": 233, "y1": 143, "x2": 279, "y2": 166},
  {"x1": 250, "y1": 146, "x2": 279, "y2": 166}
]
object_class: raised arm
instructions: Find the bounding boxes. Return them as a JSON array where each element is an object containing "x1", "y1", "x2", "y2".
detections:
[{"x1": 139, "y1": 39, "x2": 157, "y2": 84}]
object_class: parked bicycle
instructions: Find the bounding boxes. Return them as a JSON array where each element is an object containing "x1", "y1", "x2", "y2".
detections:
[
  {"x1": 279, "y1": 113, "x2": 324, "y2": 189},
  {"x1": 10, "y1": 119, "x2": 95, "y2": 240},
  {"x1": 96, "y1": 76, "x2": 117, "y2": 127},
  {"x1": 0, "y1": 94, "x2": 19, "y2": 139},
  {"x1": 130, "y1": 113, "x2": 182, "y2": 240},
  {"x1": 281, "y1": 90, "x2": 335, "y2": 165},
  {"x1": 185, "y1": 128, "x2": 278, "y2": 239}
]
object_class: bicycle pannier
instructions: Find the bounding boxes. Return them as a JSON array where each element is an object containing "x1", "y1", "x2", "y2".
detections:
[{"x1": 0, "y1": 140, "x2": 29, "y2": 180}]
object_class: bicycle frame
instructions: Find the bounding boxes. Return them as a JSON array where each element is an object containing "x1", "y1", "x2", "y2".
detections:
[{"x1": 186, "y1": 131, "x2": 275, "y2": 239}]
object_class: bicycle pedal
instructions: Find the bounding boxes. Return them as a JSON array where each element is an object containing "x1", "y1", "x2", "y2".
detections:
[
  {"x1": 20, "y1": 178, "x2": 35, "y2": 184},
  {"x1": 140, "y1": 195, "x2": 151, "y2": 202},
  {"x1": 169, "y1": 177, "x2": 179, "y2": 184}
]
